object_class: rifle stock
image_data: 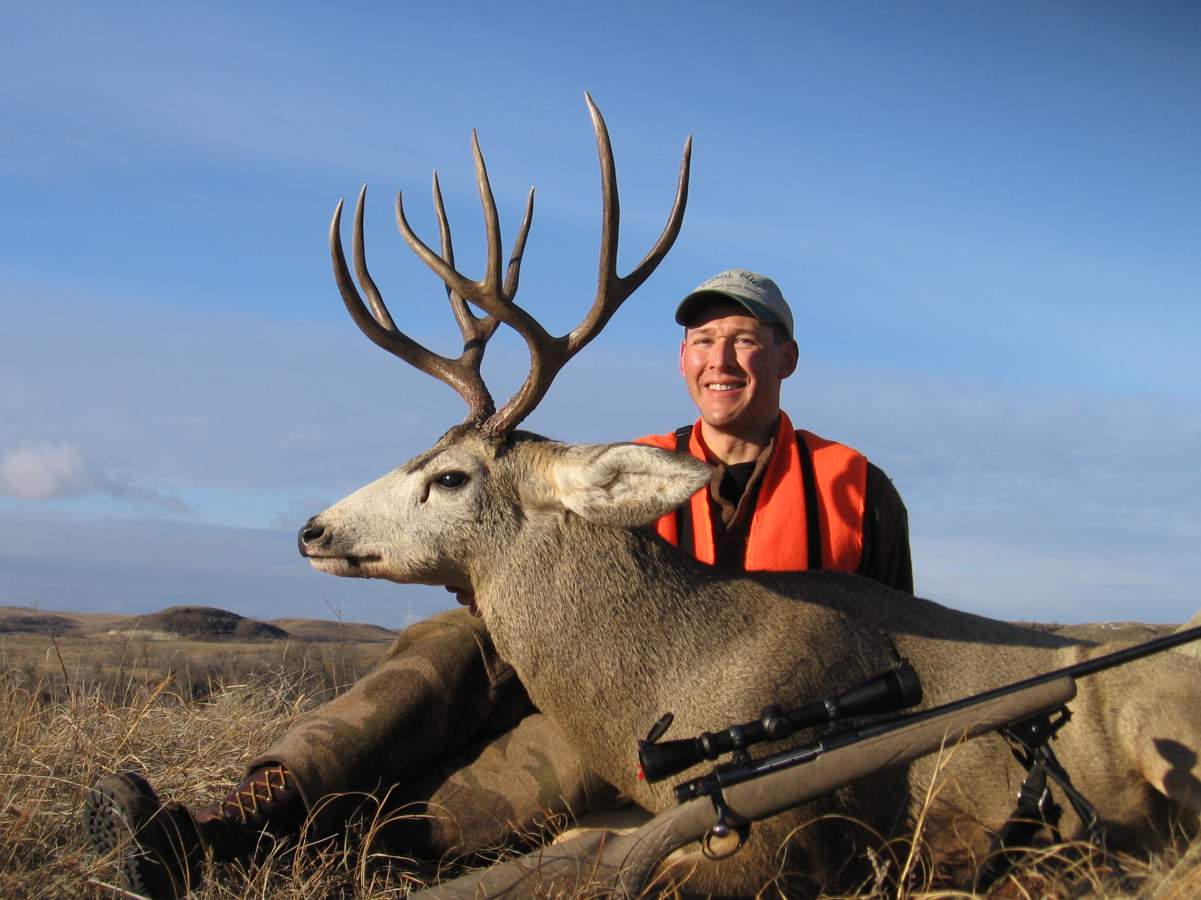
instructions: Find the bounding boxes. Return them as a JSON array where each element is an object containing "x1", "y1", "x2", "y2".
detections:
[{"x1": 410, "y1": 676, "x2": 1076, "y2": 899}]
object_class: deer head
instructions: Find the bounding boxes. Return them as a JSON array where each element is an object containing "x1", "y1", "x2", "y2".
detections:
[{"x1": 299, "y1": 96, "x2": 710, "y2": 602}]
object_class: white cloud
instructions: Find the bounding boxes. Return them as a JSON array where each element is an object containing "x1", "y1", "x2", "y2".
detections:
[
  {"x1": 0, "y1": 443, "x2": 94, "y2": 500},
  {"x1": 0, "y1": 441, "x2": 189, "y2": 513}
]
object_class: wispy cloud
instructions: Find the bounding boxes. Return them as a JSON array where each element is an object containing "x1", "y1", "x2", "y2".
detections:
[
  {"x1": 0, "y1": 441, "x2": 189, "y2": 513},
  {"x1": 0, "y1": 443, "x2": 92, "y2": 500}
]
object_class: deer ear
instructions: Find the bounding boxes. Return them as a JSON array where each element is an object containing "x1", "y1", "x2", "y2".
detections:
[{"x1": 548, "y1": 443, "x2": 712, "y2": 527}]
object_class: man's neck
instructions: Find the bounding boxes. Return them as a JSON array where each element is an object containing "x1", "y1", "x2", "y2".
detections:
[{"x1": 698, "y1": 417, "x2": 779, "y2": 465}]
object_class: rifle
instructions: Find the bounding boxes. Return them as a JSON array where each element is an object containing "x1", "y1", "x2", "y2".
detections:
[{"x1": 409, "y1": 625, "x2": 1201, "y2": 900}]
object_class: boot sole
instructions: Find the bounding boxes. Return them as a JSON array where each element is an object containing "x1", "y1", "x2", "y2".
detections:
[{"x1": 84, "y1": 771, "x2": 194, "y2": 899}]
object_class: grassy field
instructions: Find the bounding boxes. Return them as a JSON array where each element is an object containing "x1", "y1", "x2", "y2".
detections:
[{"x1": 2, "y1": 617, "x2": 1199, "y2": 898}]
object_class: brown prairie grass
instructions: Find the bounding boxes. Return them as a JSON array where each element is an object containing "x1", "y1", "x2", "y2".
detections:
[{"x1": 2, "y1": 631, "x2": 1198, "y2": 899}]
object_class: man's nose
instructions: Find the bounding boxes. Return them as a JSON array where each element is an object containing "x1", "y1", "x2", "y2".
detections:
[{"x1": 706, "y1": 339, "x2": 738, "y2": 368}]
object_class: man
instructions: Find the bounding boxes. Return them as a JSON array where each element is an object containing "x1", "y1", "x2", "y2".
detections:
[
  {"x1": 639, "y1": 269, "x2": 911, "y2": 589},
  {"x1": 85, "y1": 269, "x2": 912, "y2": 898}
]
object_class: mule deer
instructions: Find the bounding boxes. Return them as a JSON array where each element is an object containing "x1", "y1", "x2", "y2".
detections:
[{"x1": 301, "y1": 96, "x2": 1201, "y2": 894}]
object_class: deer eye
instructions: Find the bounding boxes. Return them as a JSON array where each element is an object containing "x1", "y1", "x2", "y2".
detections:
[{"x1": 435, "y1": 471, "x2": 470, "y2": 489}]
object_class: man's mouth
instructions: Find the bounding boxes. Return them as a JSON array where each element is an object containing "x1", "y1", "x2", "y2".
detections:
[{"x1": 705, "y1": 381, "x2": 745, "y2": 393}]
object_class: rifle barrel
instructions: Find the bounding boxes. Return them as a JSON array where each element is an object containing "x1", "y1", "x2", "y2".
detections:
[
  {"x1": 1054, "y1": 624, "x2": 1201, "y2": 679},
  {"x1": 913, "y1": 624, "x2": 1201, "y2": 727}
]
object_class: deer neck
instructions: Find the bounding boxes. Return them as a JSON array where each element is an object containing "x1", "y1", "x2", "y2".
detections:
[{"x1": 476, "y1": 515, "x2": 715, "y2": 712}]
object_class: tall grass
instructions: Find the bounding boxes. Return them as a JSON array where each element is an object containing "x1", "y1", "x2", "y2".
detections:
[
  {"x1": 0, "y1": 636, "x2": 421, "y2": 898},
  {"x1": 2, "y1": 636, "x2": 1196, "y2": 898}
]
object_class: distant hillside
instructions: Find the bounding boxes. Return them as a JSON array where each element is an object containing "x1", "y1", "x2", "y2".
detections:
[
  {"x1": 109, "y1": 606, "x2": 290, "y2": 641},
  {"x1": 1, "y1": 604, "x2": 400, "y2": 644},
  {"x1": 268, "y1": 618, "x2": 397, "y2": 643},
  {"x1": 0, "y1": 608, "x2": 82, "y2": 636}
]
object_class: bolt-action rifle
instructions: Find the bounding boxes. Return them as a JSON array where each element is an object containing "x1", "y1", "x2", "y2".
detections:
[{"x1": 411, "y1": 625, "x2": 1201, "y2": 900}]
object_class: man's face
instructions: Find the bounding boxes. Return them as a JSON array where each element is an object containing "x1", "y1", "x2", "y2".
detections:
[{"x1": 679, "y1": 302, "x2": 798, "y2": 440}]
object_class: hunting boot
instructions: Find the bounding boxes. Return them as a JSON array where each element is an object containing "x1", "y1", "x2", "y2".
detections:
[{"x1": 84, "y1": 764, "x2": 304, "y2": 899}]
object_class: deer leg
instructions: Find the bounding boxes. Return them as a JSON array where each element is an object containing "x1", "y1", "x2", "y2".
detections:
[{"x1": 1112, "y1": 655, "x2": 1201, "y2": 820}]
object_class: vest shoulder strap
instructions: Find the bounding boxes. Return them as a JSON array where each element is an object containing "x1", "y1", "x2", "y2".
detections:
[
  {"x1": 794, "y1": 430, "x2": 823, "y2": 570},
  {"x1": 673, "y1": 426, "x2": 695, "y2": 557}
]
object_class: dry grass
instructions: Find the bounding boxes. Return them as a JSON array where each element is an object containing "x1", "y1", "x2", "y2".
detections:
[{"x1": 2, "y1": 629, "x2": 1198, "y2": 898}]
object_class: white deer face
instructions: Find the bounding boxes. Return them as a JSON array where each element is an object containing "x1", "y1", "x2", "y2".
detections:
[
  {"x1": 299, "y1": 426, "x2": 500, "y2": 588},
  {"x1": 299, "y1": 426, "x2": 710, "y2": 592}
]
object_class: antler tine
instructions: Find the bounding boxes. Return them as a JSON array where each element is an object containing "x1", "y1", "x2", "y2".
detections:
[
  {"x1": 433, "y1": 172, "x2": 499, "y2": 353},
  {"x1": 567, "y1": 94, "x2": 692, "y2": 356},
  {"x1": 331, "y1": 190, "x2": 495, "y2": 422},
  {"x1": 471, "y1": 131, "x2": 506, "y2": 293},
  {"x1": 351, "y1": 186, "x2": 398, "y2": 332},
  {"x1": 481, "y1": 95, "x2": 692, "y2": 436},
  {"x1": 504, "y1": 187, "x2": 535, "y2": 300},
  {"x1": 609, "y1": 133, "x2": 691, "y2": 311}
]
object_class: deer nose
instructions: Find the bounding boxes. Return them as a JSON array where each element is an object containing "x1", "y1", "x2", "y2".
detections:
[{"x1": 298, "y1": 518, "x2": 329, "y2": 555}]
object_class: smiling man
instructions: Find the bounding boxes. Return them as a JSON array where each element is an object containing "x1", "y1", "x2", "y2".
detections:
[{"x1": 638, "y1": 269, "x2": 912, "y2": 589}]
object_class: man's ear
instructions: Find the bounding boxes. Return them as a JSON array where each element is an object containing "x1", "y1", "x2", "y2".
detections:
[
  {"x1": 545, "y1": 443, "x2": 711, "y2": 527},
  {"x1": 779, "y1": 338, "x2": 799, "y2": 379}
]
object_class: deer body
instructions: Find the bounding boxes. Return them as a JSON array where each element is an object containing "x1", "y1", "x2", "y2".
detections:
[
  {"x1": 305, "y1": 428, "x2": 1201, "y2": 891},
  {"x1": 301, "y1": 99, "x2": 1201, "y2": 892}
]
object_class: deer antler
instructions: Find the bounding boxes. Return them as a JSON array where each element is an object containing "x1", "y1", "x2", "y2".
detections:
[
  {"x1": 330, "y1": 181, "x2": 502, "y2": 421},
  {"x1": 332, "y1": 93, "x2": 691, "y2": 435}
]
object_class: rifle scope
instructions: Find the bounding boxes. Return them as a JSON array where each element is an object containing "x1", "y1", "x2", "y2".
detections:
[{"x1": 639, "y1": 660, "x2": 922, "y2": 784}]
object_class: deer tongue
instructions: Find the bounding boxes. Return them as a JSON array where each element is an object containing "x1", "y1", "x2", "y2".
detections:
[{"x1": 445, "y1": 585, "x2": 480, "y2": 617}]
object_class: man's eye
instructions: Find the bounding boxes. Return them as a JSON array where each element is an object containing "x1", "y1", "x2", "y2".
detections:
[{"x1": 435, "y1": 471, "x2": 470, "y2": 489}]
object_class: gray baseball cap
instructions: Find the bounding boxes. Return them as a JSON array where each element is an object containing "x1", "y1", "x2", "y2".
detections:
[{"x1": 675, "y1": 269, "x2": 794, "y2": 339}]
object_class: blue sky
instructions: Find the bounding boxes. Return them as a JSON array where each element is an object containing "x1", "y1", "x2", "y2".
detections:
[{"x1": 3, "y1": 2, "x2": 1200, "y2": 627}]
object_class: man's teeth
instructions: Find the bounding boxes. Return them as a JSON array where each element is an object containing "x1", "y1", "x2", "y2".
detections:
[{"x1": 707, "y1": 383, "x2": 742, "y2": 391}]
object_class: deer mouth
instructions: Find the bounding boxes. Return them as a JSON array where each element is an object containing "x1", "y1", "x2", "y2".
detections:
[
  {"x1": 446, "y1": 585, "x2": 481, "y2": 617},
  {"x1": 306, "y1": 553, "x2": 383, "y2": 575}
]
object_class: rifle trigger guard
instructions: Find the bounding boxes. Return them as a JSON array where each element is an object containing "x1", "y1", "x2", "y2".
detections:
[{"x1": 703, "y1": 789, "x2": 750, "y2": 860}]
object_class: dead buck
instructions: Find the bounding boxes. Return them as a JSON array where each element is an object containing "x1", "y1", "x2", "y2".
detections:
[{"x1": 300, "y1": 97, "x2": 1201, "y2": 894}]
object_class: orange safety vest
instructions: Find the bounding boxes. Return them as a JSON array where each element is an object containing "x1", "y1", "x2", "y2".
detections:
[{"x1": 635, "y1": 411, "x2": 867, "y2": 573}]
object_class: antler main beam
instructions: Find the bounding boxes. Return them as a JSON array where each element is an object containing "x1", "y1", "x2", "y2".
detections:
[{"x1": 331, "y1": 93, "x2": 691, "y2": 436}]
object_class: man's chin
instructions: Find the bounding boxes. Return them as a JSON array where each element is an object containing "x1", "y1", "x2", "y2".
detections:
[{"x1": 699, "y1": 406, "x2": 752, "y2": 431}]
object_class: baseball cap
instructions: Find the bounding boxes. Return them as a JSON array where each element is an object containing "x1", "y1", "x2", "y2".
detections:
[{"x1": 674, "y1": 269, "x2": 794, "y2": 339}]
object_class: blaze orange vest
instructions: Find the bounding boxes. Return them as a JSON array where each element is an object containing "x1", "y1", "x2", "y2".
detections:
[{"x1": 636, "y1": 412, "x2": 867, "y2": 573}]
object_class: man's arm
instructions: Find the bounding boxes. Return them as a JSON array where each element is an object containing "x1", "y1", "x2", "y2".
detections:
[{"x1": 858, "y1": 462, "x2": 913, "y2": 593}]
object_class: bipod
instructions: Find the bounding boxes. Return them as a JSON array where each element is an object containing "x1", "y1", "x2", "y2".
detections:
[{"x1": 973, "y1": 707, "x2": 1132, "y2": 893}]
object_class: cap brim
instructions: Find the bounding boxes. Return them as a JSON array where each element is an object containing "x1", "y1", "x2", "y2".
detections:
[{"x1": 675, "y1": 289, "x2": 783, "y2": 328}]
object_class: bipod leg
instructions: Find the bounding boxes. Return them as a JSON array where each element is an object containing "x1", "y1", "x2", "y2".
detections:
[
  {"x1": 973, "y1": 758, "x2": 1062, "y2": 892},
  {"x1": 973, "y1": 710, "x2": 1069, "y2": 893},
  {"x1": 974, "y1": 708, "x2": 1132, "y2": 895},
  {"x1": 1033, "y1": 738, "x2": 1134, "y2": 893}
]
